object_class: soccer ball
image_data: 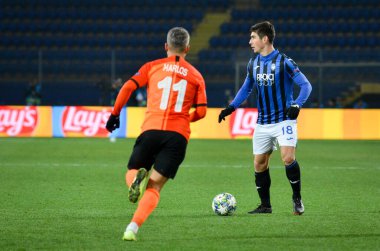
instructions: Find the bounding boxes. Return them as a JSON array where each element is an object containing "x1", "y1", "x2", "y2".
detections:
[{"x1": 212, "y1": 192, "x2": 237, "y2": 216}]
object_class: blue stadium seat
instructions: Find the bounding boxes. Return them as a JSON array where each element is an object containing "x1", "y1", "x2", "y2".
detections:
[{"x1": 1, "y1": 0, "x2": 379, "y2": 107}]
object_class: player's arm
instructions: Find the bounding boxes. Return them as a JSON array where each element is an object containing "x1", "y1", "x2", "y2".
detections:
[
  {"x1": 105, "y1": 80, "x2": 138, "y2": 132},
  {"x1": 285, "y1": 59, "x2": 312, "y2": 107},
  {"x1": 218, "y1": 60, "x2": 254, "y2": 123},
  {"x1": 106, "y1": 64, "x2": 149, "y2": 132},
  {"x1": 190, "y1": 77, "x2": 207, "y2": 122},
  {"x1": 190, "y1": 104, "x2": 207, "y2": 122},
  {"x1": 230, "y1": 75, "x2": 254, "y2": 109},
  {"x1": 293, "y1": 73, "x2": 312, "y2": 107},
  {"x1": 218, "y1": 76, "x2": 254, "y2": 123},
  {"x1": 285, "y1": 59, "x2": 312, "y2": 119},
  {"x1": 112, "y1": 80, "x2": 138, "y2": 116}
]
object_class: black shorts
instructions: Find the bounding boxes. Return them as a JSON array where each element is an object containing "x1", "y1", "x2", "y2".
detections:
[{"x1": 127, "y1": 130, "x2": 188, "y2": 179}]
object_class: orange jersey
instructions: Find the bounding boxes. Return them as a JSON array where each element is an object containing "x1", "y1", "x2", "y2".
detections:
[{"x1": 113, "y1": 55, "x2": 207, "y2": 140}]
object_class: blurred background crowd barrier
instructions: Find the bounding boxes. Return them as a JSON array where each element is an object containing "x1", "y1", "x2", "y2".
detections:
[{"x1": 1, "y1": 106, "x2": 379, "y2": 139}]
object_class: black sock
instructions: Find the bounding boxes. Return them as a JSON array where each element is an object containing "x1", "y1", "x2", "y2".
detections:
[
  {"x1": 255, "y1": 168, "x2": 271, "y2": 207},
  {"x1": 285, "y1": 160, "x2": 301, "y2": 199}
]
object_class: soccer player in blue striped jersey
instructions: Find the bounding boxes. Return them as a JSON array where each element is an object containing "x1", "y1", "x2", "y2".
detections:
[{"x1": 218, "y1": 21, "x2": 312, "y2": 215}]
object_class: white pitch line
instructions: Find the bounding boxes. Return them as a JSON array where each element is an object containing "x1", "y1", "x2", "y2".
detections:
[
  {"x1": 0, "y1": 163, "x2": 379, "y2": 170},
  {"x1": 182, "y1": 165, "x2": 380, "y2": 170},
  {"x1": 0, "y1": 163, "x2": 112, "y2": 168}
]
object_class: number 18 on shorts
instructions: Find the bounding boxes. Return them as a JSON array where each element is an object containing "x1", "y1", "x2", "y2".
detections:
[{"x1": 253, "y1": 120, "x2": 297, "y2": 154}]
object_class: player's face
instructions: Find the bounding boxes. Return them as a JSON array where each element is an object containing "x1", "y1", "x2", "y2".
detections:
[{"x1": 249, "y1": 32, "x2": 265, "y2": 54}]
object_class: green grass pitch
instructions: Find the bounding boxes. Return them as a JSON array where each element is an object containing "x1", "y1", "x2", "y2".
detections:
[{"x1": 0, "y1": 138, "x2": 379, "y2": 250}]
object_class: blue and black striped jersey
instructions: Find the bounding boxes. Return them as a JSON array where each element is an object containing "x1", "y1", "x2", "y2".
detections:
[{"x1": 230, "y1": 49, "x2": 312, "y2": 125}]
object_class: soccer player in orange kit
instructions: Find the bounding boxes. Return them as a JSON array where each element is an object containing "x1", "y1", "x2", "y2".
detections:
[{"x1": 105, "y1": 27, "x2": 207, "y2": 241}]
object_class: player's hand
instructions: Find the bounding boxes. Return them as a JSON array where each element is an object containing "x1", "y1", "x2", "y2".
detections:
[
  {"x1": 106, "y1": 114, "x2": 120, "y2": 132},
  {"x1": 218, "y1": 105, "x2": 235, "y2": 123},
  {"x1": 286, "y1": 104, "x2": 300, "y2": 120}
]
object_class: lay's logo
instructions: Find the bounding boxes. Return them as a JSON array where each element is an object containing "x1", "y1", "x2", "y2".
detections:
[
  {"x1": 0, "y1": 106, "x2": 38, "y2": 136},
  {"x1": 61, "y1": 106, "x2": 111, "y2": 137},
  {"x1": 230, "y1": 108, "x2": 258, "y2": 138}
]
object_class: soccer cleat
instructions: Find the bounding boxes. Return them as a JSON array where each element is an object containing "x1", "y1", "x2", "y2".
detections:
[
  {"x1": 248, "y1": 204, "x2": 272, "y2": 214},
  {"x1": 122, "y1": 230, "x2": 137, "y2": 241},
  {"x1": 293, "y1": 197, "x2": 304, "y2": 215},
  {"x1": 129, "y1": 168, "x2": 148, "y2": 203}
]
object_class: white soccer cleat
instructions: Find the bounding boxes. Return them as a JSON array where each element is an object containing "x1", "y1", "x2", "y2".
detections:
[{"x1": 293, "y1": 197, "x2": 304, "y2": 215}]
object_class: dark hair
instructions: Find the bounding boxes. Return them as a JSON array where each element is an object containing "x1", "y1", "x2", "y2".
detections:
[
  {"x1": 167, "y1": 27, "x2": 190, "y2": 53},
  {"x1": 250, "y1": 21, "x2": 275, "y2": 44}
]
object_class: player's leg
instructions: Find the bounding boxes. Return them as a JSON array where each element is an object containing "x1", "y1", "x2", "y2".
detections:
[
  {"x1": 128, "y1": 168, "x2": 149, "y2": 203},
  {"x1": 280, "y1": 146, "x2": 300, "y2": 197},
  {"x1": 123, "y1": 130, "x2": 187, "y2": 241},
  {"x1": 277, "y1": 120, "x2": 304, "y2": 215},
  {"x1": 280, "y1": 146, "x2": 304, "y2": 215},
  {"x1": 125, "y1": 132, "x2": 156, "y2": 203},
  {"x1": 248, "y1": 124, "x2": 276, "y2": 214},
  {"x1": 126, "y1": 169, "x2": 138, "y2": 187},
  {"x1": 123, "y1": 170, "x2": 168, "y2": 241},
  {"x1": 248, "y1": 152, "x2": 273, "y2": 214}
]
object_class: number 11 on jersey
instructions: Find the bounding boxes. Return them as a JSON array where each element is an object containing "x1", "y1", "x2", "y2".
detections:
[{"x1": 158, "y1": 76, "x2": 187, "y2": 112}]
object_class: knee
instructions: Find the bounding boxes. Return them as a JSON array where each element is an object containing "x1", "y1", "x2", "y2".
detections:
[
  {"x1": 146, "y1": 179, "x2": 161, "y2": 192},
  {"x1": 254, "y1": 159, "x2": 268, "y2": 172},
  {"x1": 146, "y1": 169, "x2": 169, "y2": 192},
  {"x1": 282, "y1": 155, "x2": 295, "y2": 166}
]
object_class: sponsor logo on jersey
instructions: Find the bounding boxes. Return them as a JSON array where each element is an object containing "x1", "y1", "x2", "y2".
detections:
[
  {"x1": 0, "y1": 106, "x2": 38, "y2": 136},
  {"x1": 257, "y1": 73, "x2": 274, "y2": 86},
  {"x1": 230, "y1": 108, "x2": 258, "y2": 137},
  {"x1": 62, "y1": 106, "x2": 110, "y2": 137}
]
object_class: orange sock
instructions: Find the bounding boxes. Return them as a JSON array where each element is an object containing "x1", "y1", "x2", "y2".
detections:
[
  {"x1": 126, "y1": 169, "x2": 138, "y2": 188},
  {"x1": 131, "y1": 188, "x2": 160, "y2": 227}
]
